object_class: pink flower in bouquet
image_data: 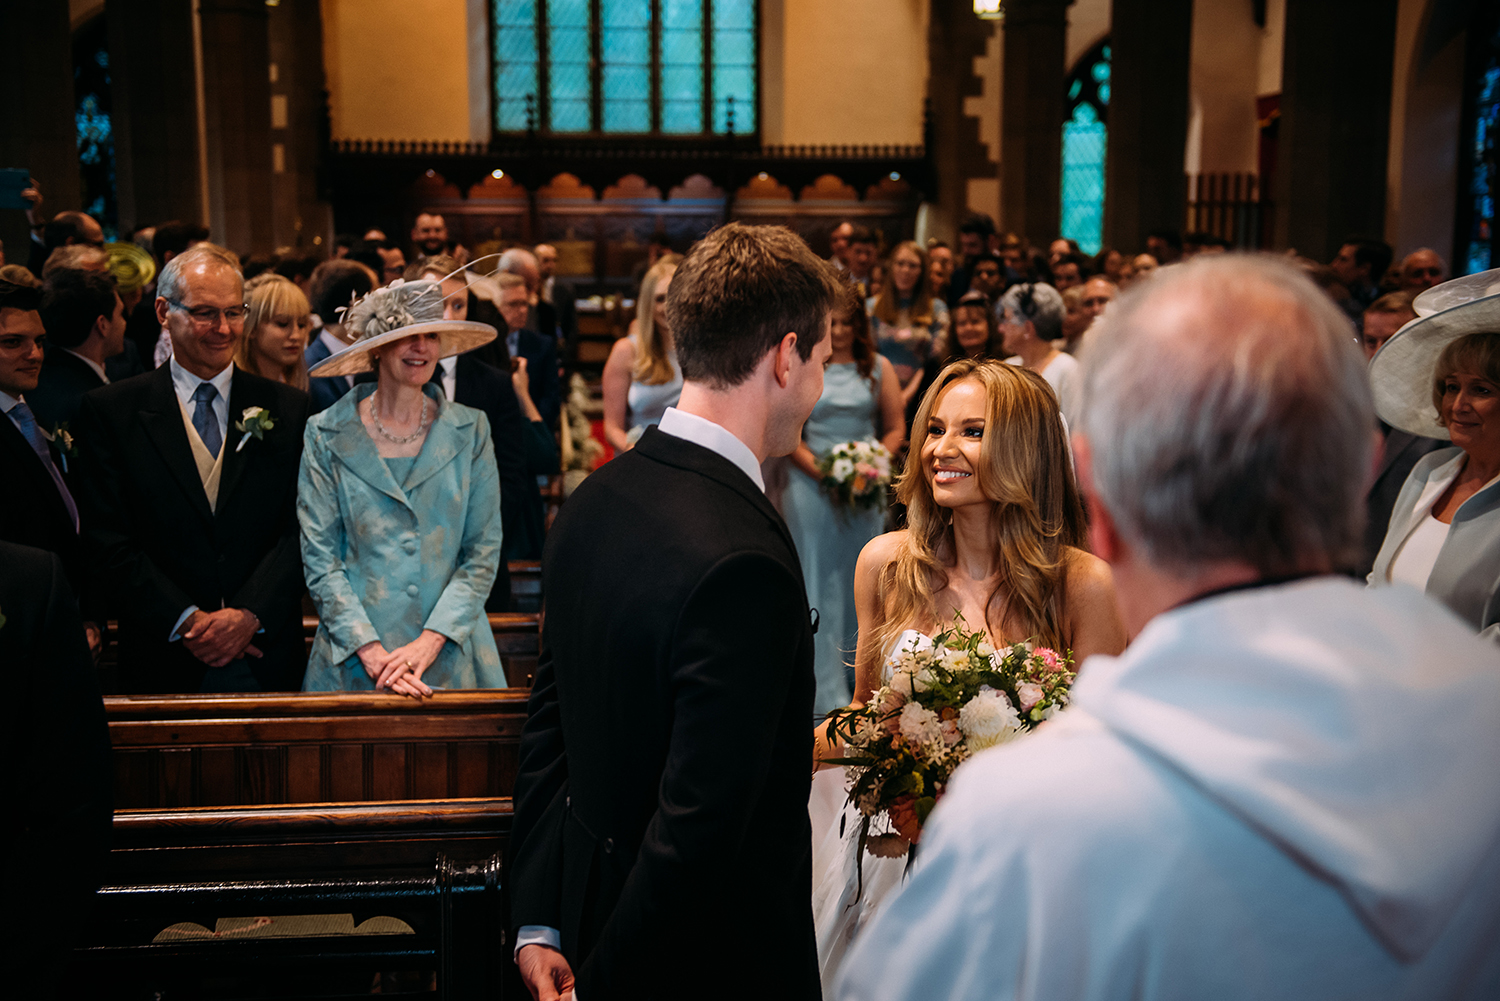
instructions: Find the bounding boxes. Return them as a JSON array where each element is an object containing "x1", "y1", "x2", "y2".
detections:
[
  {"x1": 1036, "y1": 648, "x2": 1064, "y2": 673},
  {"x1": 1016, "y1": 682, "x2": 1045, "y2": 712},
  {"x1": 940, "y1": 718, "x2": 961, "y2": 745}
]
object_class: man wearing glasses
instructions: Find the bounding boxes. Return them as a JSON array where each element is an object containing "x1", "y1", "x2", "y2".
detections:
[{"x1": 73, "y1": 244, "x2": 310, "y2": 693}]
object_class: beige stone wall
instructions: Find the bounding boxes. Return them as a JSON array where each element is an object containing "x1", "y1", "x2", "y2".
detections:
[
  {"x1": 772, "y1": 0, "x2": 929, "y2": 146},
  {"x1": 1386, "y1": 0, "x2": 1460, "y2": 261},
  {"x1": 321, "y1": 0, "x2": 472, "y2": 141}
]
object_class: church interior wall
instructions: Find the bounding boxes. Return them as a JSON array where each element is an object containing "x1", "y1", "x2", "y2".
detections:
[
  {"x1": 1386, "y1": 0, "x2": 1462, "y2": 262},
  {"x1": 321, "y1": 0, "x2": 472, "y2": 142},
  {"x1": 1187, "y1": 0, "x2": 1264, "y2": 178}
]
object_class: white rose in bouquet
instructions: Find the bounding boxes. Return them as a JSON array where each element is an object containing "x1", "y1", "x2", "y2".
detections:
[{"x1": 958, "y1": 687, "x2": 1022, "y2": 751}]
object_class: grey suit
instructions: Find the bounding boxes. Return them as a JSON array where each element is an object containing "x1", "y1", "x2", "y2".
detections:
[{"x1": 1368, "y1": 446, "x2": 1500, "y2": 643}]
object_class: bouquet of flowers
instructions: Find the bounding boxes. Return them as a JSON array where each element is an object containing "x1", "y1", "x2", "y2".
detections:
[
  {"x1": 825, "y1": 617, "x2": 1075, "y2": 861},
  {"x1": 818, "y1": 439, "x2": 894, "y2": 510}
]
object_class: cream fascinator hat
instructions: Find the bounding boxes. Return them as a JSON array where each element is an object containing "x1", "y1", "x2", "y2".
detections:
[
  {"x1": 1369, "y1": 267, "x2": 1500, "y2": 439},
  {"x1": 307, "y1": 277, "x2": 497, "y2": 378},
  {"x1": 104, "y1": 241, "x2": 156, "y2": 294}
]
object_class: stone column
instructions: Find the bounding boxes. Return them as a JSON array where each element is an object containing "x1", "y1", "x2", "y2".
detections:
[
  {"x1": 0, "y1": 1, "x2": 81, "y2": 263},
  {"x1": 1273, "y1": 0, "x2": 1399, "y2": 260},
  {"x1": 1103, "y1": 0, "x2": 1193, "y2": 253},
  {"x1": 108, "y1": 0, "x2": 204, "y2": 234},
  {"x1": 924, "y1": 4, "x2": 998, "y2": 242},
  {"x1": 1000, "y1": 0, "x2": 1069, "y2": 243},
  {"x1": 200, "y1": 0, "x2": 276, "y2": 254}
]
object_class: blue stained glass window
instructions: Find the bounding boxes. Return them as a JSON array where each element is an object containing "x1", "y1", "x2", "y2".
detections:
[
  {"x1": 494, "y1": 0, "x2": 538, "y2": 131},
  {"x1": 548, "y1": 0, "x2": 591, "y2": 132},
  {"x1": 493, "y1": 0, "x2": 755, "y2": 135},
  {"x1": 1463, "y1": 27, "x2": 1500, "y2": 275},
  {"x1": 661, "y1": 0, "x2": 704, "y2": 134},
  {"x1": 711, "y1": 0, "x2": 755, "y2": 134},
  {"x1": 602, "y1": 1, "x2": 651, "y2": 132},
  {"x1": 1060, "y1": 40, "x2": 1110, "y2": 255}
]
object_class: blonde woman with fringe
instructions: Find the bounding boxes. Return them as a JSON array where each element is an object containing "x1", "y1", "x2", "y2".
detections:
[
  {"x1": 870, "y1": 240, "x2": 949, "y2": 408},
  {"x1": 808, "y1": 357, "x2": 1126, "y2": 993},
  {"x1": 602, "y1": 259, "x2": 683, "y2": 452},
  {"x1": 235, "y1": 273, "x2": 311, "y2": 391}
]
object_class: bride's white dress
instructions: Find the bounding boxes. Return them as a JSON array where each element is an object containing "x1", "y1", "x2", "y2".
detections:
[{"x1": 809, "y1": 629, "x2": 934, "y2": 993}]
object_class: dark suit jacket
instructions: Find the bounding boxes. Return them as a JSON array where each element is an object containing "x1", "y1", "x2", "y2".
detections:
[
  {"x1": 0, "y1": 542, "x2": 112, "y2": 998},
  {"x1": 0, "y1": 406, "x2": 94, "y2": 620},
  {"x1": 305, "y1": 336, "x2": 354, "y2": 415},
  {"x1": 32, "y1": 348, "x2": 104, "y2": 430},
  {"x1": 1361, "y1": 425, "x2": 1447, "y2": 577},
  {"x1": 73, "y1": 365, "x2": 310, "y2": 693},
  {"x1": 509, "y1": 427, "x2": 820, "y2": 1000},
  {"x1": 550, "y1": 278, "x2": 578, "y2": 357},
  {"x1": 511, "y1": 326, "x2": 561, "y2": 429}
]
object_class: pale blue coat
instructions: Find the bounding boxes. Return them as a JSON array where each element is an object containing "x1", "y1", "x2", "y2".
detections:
[{"x1": 298, "y1": 382, "x2": 508, "y2": 689}]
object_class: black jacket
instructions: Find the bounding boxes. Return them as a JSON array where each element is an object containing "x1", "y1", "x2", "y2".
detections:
[
  {"x1": 73, "y1": 365, "x2": 310, "y2": 692},
  {"x1": 509, "y1": 427, "x2": 820, "y2": 1000},
  {"x1": 0, "y1": 403, "x2": 95, "y2": 620},
  {"x1": 28, "y1": 344, "x2": 143, "y2": 430},
  {"x1": 512, "y1": 326, "x2": 561, "y2": 429},
  {"x1": 0, "y1": 542, "x2": 113, "y2": 998}
]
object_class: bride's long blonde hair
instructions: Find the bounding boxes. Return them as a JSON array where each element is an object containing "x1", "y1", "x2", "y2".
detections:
[{"x1": 870, "y1": 359, "x2": 1087, "y2": 663}]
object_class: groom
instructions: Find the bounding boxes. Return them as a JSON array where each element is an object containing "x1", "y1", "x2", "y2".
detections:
[{"x1": 509, "y1": 223, "x2": 841, "y2": 1000}]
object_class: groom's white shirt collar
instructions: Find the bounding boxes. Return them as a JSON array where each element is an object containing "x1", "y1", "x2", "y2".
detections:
[{"x1": 656, "y1": 406, "x2": 765, "y2": 492}]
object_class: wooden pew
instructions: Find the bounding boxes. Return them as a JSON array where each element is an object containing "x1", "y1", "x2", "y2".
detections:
[
  {"x1": 108, "y1": 690, "x2": 531, "y2": 810},
  {"x1": 509, "y1": 559, "x2": 542, "y2": 613},
  {"x1": 79, "y1": 692, "x2": 532, "y2": 997}
]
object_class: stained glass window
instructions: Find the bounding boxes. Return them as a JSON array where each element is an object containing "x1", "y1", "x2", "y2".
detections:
[
  {"x1": 1462, "y1": 22, "x2": 1500, "y2": 275},
  {"x1": 493, "y1": 0, "x2": 538, "y2": 131},
  {"x1": 1061, "y1": 41, "x2": 1110, "y2": 256},
  {"x1": 492, "y1": 0, "x2": 756, "y2": 136},
  {"x1": 661, "y1": 0, "x2": 704, "y2": 133}
]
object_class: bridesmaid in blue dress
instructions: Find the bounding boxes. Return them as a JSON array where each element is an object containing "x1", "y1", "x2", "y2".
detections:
[
  {"x1": 602, "y1": 259, "x2": 683, "y2": 451},
  {"x1": 785, "y1": 290, "x2": 907, "y2": 713}
]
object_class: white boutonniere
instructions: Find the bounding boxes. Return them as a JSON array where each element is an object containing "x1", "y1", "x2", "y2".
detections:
[
  {"x1": 235, "y1": 406, "x2": 276, "y2": 452},
  {"x1": 41, "y1": 421, "x2": 78, "y2": 472}
]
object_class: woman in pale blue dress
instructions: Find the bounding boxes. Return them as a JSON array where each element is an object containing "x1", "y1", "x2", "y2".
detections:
[
  {"x1": 300, "y1": 279, "x2": 508, "y2": 697},
  {"x1": 602, "y1": 259, "x2": 683, "y2": 451},
  {"x1": 784, "y1": 291, "x2": 907, "y2": 713},
  {"x1": 869, "y1": 240, "x2": 950, "y2": 412}
]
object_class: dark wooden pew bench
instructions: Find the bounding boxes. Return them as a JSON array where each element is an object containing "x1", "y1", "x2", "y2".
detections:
[{"x1": 74, "y1": 693, "x2": 533, "y2": 998}]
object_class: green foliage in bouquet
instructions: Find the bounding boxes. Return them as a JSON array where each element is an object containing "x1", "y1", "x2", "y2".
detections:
[{"x1": 823, "y1": 616, "x2": 1075, "y2": 872}]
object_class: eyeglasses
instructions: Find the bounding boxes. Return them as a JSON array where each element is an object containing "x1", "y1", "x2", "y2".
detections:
[{"x1": 168, "y1": 300, "x2": 249, "y2": 326}]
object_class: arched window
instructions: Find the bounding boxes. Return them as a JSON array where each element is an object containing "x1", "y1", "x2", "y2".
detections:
[
  {"x1": 493, "y1": 0, "x2": 757, "y2": 137},
  {"x1": 1061, "y1": 39, "x2": 1110, "y2": 256},
  {"x1": 1461, "y1": 18, "x2": 1499, "y2": 275}
]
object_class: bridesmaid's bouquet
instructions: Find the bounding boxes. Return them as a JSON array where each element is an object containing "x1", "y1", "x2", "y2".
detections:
[
  {"x1": 818, "y1": 439, "x2": 894, "y2": 510},
  {"x1": 824, "y1": 618, "x2": 1075, "y2": 862}
]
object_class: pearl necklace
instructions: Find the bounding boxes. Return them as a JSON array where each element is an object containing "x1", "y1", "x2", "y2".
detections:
[{"x1": 369, "y1": 391, "x2": 431, "y2": 444}]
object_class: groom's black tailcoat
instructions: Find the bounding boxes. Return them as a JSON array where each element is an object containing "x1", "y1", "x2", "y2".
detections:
[{"x1": 509, "y1": 426, "x2": 820, "y2": 1000}]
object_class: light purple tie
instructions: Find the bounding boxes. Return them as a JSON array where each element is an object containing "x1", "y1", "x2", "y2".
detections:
[{"x1": 10, "y1": 400, "x2": 80, "y2": 532}]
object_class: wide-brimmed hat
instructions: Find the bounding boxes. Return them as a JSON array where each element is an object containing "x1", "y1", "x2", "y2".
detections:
[
  {"x1": 308, "y1": 278, "x2": 497, "y2": 377},
  {"x1": 1369, "y1": 267, "x2": 1500, "y2": 439}
]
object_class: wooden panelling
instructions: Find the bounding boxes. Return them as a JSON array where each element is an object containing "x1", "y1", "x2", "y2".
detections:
[{"x1": 107, "y1": 690, "x2": 531, "y2": 811}]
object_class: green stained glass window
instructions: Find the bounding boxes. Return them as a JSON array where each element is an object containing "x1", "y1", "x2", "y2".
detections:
[
  {"x1": 492, "y1": 0, "x2": 755, "y2": 136},
  {"x1": 661, "y1": 0, "x2": 704, "y2": 134},
  {"x1": 548, "y1": 0, "x2": 591, "y2": 132},
  {"x1": 711, "y1": 0, "x2": 755, "y2": 134},
  {"x1": 493, "y1": 0, "x2": 538, "y2": 131},
  {"x1": 1061, "y1": 40, "x2": 1110, "y2": 255}
]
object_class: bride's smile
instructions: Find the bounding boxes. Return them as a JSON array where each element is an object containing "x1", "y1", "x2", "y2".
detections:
[{"x1": 922, "y1": 377, "x2": 988, "y2": 507}]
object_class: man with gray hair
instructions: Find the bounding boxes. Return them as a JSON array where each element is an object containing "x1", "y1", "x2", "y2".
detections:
[
  {"x1": 837, "y1": 254, "x2": 1500, "y2": 1001},
  {"x1": 74, "y1": 244, "x2": 310, "y2": 693}
]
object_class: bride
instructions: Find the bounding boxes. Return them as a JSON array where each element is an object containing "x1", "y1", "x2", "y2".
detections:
[{"x1": 810, "y1": 357, "x2": 1127, "y2": 990}]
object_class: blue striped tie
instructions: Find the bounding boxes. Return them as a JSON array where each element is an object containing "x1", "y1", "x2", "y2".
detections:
[
  {"x1": 192, "y1": 382, "x2": 222, "y2": 458},
  {"x1": 10, "y1": 400, "x2": 80, "y2": 532}
]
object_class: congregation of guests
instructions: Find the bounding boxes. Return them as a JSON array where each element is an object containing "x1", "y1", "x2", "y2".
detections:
[{"x1": 0, "y1": 193, "x2": 577, "y2": 699}]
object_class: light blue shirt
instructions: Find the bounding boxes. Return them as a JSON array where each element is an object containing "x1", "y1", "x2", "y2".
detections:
[{"x1": 168, "y1": 355, "x2": 233, "y2": 449}]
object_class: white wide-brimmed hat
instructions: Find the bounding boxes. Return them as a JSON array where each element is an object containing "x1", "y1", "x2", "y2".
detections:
[
  {"x1": 1369, "y1": 267, "x2": 1500, "y2": 439},
  {"x1": 308, "y1": 278, "x2": 497, "y2": 378}
]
